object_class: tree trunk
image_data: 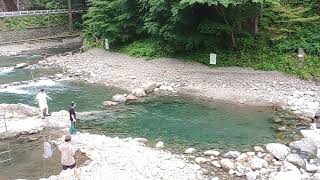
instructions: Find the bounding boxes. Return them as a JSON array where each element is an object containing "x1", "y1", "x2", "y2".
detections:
[
  {"x1": 220, "y1": 7, "x2": 237, "y2": 49},
  {"x1": 254, "y1": 14, "x2": 259, "y2": 35},
  {"x1": 68, "y1": 0, "x2": 73, "y2": 33}
]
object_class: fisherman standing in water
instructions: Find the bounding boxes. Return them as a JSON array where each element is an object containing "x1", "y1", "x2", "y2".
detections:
[
  {"x1": 69, "y1": 101, "x2": 77, "y2": 135},
  {"x1": 36, "y1": 88, "x2": 52, "y2": 119}
]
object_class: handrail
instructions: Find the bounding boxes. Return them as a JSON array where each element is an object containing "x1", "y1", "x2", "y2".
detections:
[{"x1": 0, "y1": 9, "x2": 83, "y2": 17}]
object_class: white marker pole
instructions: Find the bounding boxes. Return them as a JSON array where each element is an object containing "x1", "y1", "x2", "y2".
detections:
[
  {"x1": 210, "y1": 53, "x2": 217, "y2": 65},
  {"x1": 105, "y1": 39, "x2": 109, "y2": 50}
]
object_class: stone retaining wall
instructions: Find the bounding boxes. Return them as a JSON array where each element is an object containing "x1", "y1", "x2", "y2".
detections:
[{"x1": 0, "y1": 26, "x2": 67, "y2": 43}]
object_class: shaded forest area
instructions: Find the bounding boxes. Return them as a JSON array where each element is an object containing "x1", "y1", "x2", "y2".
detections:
[{"x1": 84, "y1": 0, "x2": 320, "y2": 79}]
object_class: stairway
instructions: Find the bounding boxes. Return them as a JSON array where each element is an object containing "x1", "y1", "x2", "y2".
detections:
[{"x1": 3, "y1": 0, "x2": 17, "y2": 12}]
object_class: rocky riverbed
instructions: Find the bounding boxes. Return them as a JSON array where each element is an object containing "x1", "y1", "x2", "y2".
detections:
[
  {"x1": 1, "y1": 41, "x2": 320, "y2": 180},
  {"x1": 39, "y1": 48, "x2": 320, "y2": 120}
]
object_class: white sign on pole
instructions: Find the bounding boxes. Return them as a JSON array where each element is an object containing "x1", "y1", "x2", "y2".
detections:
[
  {"x1": 105, "y1": 39, "x2": 109, "y2": 50},
  {"x1": 210, "y1": 53, "x2": 217, "y2": 65}
]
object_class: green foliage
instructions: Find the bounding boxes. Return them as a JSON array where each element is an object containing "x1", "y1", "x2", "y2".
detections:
[
  {"x1": 0, "y1": 15, "x2": 67, "y2": 30},
  {"x1": 84, "y1": 0, "x2": 320, "y2": 79},
  {"x1": 31, "y1": 0, "x2": 66, "y2": 9},
  {"x1": 261, "y1": 2, "x2": 320, "y2": 55},
  {"x1": 119, "y1": 40, "x2": 174, "y2": 58},
  {"x1": 84, "y1": 0, "x2": 143, "y2": 45}
]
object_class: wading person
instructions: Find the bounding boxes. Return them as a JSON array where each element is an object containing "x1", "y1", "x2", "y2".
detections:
[
  {"x1": 58, "y1": 134, "x2": 76, "y2": 170},
  {"x1": 36, "y1": 88, "x2": 52, "y2": 119},
  {"x1": 69, "y1": 101, "x2": 77, "y2": 135}
]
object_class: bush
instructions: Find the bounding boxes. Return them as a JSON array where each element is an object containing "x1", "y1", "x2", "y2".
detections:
[
  {"x1": 1, "y1": 15, "x2": 67, "y2": 30},
  {"x1": 119, "y1": 40, "x2": 174, "y2": 58}
]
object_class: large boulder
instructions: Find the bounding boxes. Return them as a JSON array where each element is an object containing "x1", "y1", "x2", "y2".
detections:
[
  {"x1": 111, "y1": 94, "x2": 127, "y2": 102},
  {"x1": 285, "y1": 154, "x2": 306, "y2": 169},
  {"x1": 289, "y1": 138, "x2": 317, "y2": 158},
  {"x1": 0, "y1": 104, "x2": 38, "y2": 118},
  {"x1": 131, "y1": 88, "x2": 147, "y2": 97},
  {"x1": 266, "y1": 143, "x2": 290, "y2": 160}
]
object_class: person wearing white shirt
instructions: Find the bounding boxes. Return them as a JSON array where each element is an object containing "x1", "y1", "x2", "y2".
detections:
[{"x1": 36, "y1": 88, "x2": 52, "y2": 119}]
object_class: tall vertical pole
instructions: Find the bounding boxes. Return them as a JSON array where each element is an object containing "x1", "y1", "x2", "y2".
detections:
[
  {"x1": 68, "y1": 0, "x2": 73, "y2": 33},
  {"x1": 17, "y1": 0, "x2": 20, "y2": 11}
]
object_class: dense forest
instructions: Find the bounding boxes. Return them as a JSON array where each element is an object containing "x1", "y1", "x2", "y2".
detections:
[{"x1": 83, "y1": 0, "x2": 320, "y2": 79}]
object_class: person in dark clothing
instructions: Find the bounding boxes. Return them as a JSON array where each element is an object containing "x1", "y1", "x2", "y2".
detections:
[{"x1": 69, "y1": 102, "x2": 77, "y2": 135}]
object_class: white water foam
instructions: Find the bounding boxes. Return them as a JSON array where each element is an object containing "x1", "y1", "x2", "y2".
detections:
[
  {"x1": 0, "y1": 86, "x2": 30, "y2": 94},
  {"x1": 0, "y1": 66, "x2": 14, "y2": 75},
  {"x1": 0, "y1": 79, "x2": 57, "y2": 95}
]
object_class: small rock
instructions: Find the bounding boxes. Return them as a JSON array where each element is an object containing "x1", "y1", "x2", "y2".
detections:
[
  {"x1": 185, "y1": 148, "x2": 196, "y2": 154},
  {"x1": 247, "y1": 152, "x2": 255, "y2": 156},
  {"x1": 273, "y1": 117, "x2": 283, "y2": 123},
  {"x1": 159, "y1": 85, "x2": 173, "y2": 91},
  {"x1": 281, "y1": 162, "x2": 300, "y2": 172},
  {"x1": 154, "y1": 88, "x2": 160, "y2": 92},
  {"x1": 278, "y1": 126, "x2": 287, "y2": 132},
  {"x1": 212, "y1": 161, "x2": 221, "y2": 168},
  {"x1": 131, "y1": 88, "x2": 147, "y2": 97},
  {"x1": 111, "y1": 94, "x2": 127, "y2": 102},
  {"x1": 134, "y1": 138, "x2": 148, "y2": 143},
  {"x1": 143, "y1": 83, "x2": 158, "y2": 93},
  {"x1": 103, "y1": 101, "x2": 118, "y2": 107},
  {"x1": 246, "y1": 171, "x2": 258, "y2": 180},
  {"x1": 285, "y1": 154, "x2": 306, "y2": 169},
  {"x1": 126, "y1": 94, "x2": 138, "y2": 100},
  {"x1": 250, "y1": 157, "x2": 268, "y2": 170},
  {"x1": 55, "y1": 74, "x2": 64, "y2": 79},
  {"x1": 211, "y1": 177, "x2": 219, "y2": 180},
  {"x1": 224, "y1": 151, "x2": 241, "y2": 159},
  {"x1": 204, "y1": 150, "x2": 220, "y2": 156},
  {"x1": 15, "y1": 63, "x2": 28, "y2": 69},
  {"x1": 305, "y1": 162, "x2": 319, "y2": 173},
  {"x1": 273, "y1": 161, "x2": 283, "y2": 166},
  {"x1": 155, "y1": 141, "x2": 164, "y2": 149},
  {"x1": 266, "y1": 143, "x2": 290, "y2": 160},
  {"x1": 264, "y1": 153, "x2": 274, "y2": 162},
  {"x1": 236, "y1": 153, "x2": 249, "y2": 162},
  {"x1": 260, "y1": 168, "x2": 268, "y2": 174},
  {"x1": 195, "y1": 157, "x2": 209, "y2": 164},
  {"x1": 220, "y1": 158, "x2": 234, "y2": 171}
]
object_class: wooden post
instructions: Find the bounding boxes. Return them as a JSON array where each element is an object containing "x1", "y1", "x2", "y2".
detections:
[{"x1": 68, "y1": 0, "x2": 73, "y2": 33}]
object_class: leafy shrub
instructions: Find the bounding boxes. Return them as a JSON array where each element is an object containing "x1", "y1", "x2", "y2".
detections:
[{"x1": 120, "y1": 40, "x2": 174, "y2": 58}]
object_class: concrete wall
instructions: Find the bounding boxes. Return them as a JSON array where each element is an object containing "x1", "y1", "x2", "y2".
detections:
[{"x1": 0, "y1": 26, "x2": 66, "y2": 43}]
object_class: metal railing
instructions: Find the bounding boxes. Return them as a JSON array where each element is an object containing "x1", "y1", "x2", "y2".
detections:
[{"x1": 0, "y1": 9, "x2": 83, "y2": 17}]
